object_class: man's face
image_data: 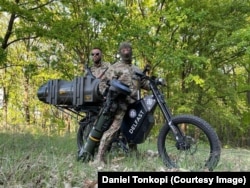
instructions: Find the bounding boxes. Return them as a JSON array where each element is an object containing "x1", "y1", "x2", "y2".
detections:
[{"x1": 91, "y1": 49, "x2": 102, "y2": 65}]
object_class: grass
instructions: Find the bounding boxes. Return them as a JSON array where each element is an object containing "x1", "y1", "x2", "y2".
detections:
[{"x1": 0, "y1": 130, "x2": 249, "y2": 187}]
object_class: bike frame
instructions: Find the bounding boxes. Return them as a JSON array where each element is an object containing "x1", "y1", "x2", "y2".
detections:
[{"x1": 138, "y1": 73, "x2": 185, "y2": 144}]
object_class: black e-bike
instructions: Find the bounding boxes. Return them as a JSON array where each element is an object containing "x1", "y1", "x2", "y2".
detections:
[{"x1": 37, "y1": 67, "x2": 221, "y2": 171}]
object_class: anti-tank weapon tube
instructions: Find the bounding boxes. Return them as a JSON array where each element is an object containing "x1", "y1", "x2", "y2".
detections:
[
  {"x1": 79, "y1": 79, "x2": 132, "y2": 161},
  {"x1": 37, "y1": 74, "x2": 103, "y2": 111},
  {"x1": 79, "y1": 110, "x2": 112, "y2": 161}
]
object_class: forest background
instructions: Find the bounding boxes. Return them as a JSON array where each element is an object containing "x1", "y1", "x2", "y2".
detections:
[{"x1": 0, "y1": 0, "x2": 250, "y2": 149}]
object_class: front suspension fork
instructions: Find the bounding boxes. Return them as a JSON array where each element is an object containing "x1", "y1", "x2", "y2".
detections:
[{"x1": 168, "y1": 121, "x2": 191, "y2": 150}]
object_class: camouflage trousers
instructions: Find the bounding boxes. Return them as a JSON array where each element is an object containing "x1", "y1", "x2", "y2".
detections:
[{"x1": 95, "y1": 109, "x2": 125, "y2": 162}]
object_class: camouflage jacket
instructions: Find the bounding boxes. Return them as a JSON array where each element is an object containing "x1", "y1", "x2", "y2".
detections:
[
  {"x1": 90, "y1": 62, "x2": 110, "y2": 79},
  {"x1": 99, "y1": 61, "x2": 150, "y2": 105}
]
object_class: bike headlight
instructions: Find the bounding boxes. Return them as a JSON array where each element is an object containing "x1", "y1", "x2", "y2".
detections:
[{"x1": 157, "y1": 78, "x2": 166, "y2": 86}]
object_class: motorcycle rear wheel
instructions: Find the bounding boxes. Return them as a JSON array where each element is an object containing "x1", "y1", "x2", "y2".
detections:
[
  {"x1": 76, "y1": 117, "x2": 95, "y2": 160},
  {"x1": 157, "y1": 114, "x2": 221, "y2": 171}
]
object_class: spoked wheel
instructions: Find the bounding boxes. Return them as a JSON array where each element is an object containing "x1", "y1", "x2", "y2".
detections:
[{"x1": 157, "y1": 114, "x2": 221, "y2": 171}]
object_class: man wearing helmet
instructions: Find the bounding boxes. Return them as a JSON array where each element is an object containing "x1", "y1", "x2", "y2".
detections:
[{"x1": 93, "y1": 42, "x2": 150, "y2": 165}]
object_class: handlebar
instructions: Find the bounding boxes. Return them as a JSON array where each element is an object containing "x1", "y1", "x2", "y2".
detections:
[{"x1": 134, "y1": 70, "x2": 166, "y2": 86}]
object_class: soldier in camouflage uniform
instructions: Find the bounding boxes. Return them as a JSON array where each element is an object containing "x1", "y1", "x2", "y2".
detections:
[
  {"x1": 77, "y1": 47, "x2": 109, "y2": 159},
  {"x1": 94, "y1": 42, "x2": 150, "y2": 164},
  {"x1": 89, "y1": 47, "x2": 109, "y2": 78}
]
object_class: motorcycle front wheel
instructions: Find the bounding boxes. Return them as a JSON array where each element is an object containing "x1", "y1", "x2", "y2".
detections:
[{"x1": 157, "y1": 114, "x2": 221, "y2": 171}]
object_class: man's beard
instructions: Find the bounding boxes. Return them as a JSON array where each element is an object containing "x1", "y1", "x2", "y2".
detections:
[{"x1": 94, "y1": 59, "x2": 101, "y2": 65}]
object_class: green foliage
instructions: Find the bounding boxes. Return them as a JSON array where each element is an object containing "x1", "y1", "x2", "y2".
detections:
[{"x1": 0, "y1": 0, "x2": 250, "y2": 147}]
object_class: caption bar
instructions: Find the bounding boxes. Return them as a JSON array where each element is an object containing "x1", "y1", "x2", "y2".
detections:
[{"x1": 98, "y1": 172, "x2": 249, "y2": 187}]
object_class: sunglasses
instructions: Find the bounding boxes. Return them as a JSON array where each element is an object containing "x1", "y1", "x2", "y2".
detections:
[{"x1": 91, "y1": 53, "x2": 100, "y2": 56}]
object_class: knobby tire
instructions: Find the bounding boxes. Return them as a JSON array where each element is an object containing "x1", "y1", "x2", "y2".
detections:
[{"x1": 157, "y1": 114, "x2": 221, "y2": 171}]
